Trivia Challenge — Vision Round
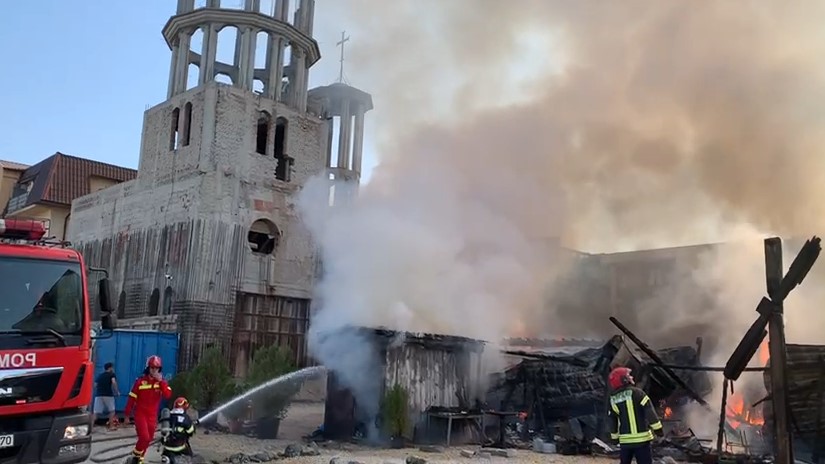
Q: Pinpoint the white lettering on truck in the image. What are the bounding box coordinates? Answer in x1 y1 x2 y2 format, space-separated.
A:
0 353 36 368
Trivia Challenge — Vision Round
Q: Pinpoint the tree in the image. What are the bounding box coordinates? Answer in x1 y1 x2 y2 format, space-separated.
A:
245 345 299 420
187 346 238 411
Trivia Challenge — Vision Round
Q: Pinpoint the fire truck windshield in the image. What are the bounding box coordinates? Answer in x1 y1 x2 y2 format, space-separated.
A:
0 257 84 341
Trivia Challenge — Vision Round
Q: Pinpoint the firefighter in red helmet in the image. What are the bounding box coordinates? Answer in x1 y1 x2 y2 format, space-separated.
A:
125 355 173 463
607 367 663 464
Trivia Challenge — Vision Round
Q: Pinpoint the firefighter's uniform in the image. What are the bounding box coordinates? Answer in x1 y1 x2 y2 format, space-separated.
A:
608 385 663 464
162 408 196 458
125 356 172 463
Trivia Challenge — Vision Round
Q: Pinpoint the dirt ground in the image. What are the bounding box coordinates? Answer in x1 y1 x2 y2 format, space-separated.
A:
190 402 614 464
88 400 617 464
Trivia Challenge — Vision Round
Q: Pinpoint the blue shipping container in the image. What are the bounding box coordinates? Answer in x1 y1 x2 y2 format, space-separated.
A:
91 329 179 413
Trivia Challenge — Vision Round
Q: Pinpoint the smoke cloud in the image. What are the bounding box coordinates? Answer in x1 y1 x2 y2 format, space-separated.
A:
297 0 825 432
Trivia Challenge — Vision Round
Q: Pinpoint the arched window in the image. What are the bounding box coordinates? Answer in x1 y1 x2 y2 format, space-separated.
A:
256 111 271 155
148 288 160 317
170 107 180 150
163 286 175 315
182 102 193 146
247 219 280 255
274 117 292 181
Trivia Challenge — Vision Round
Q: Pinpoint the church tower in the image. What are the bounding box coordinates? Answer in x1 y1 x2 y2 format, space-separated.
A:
69 0 370 374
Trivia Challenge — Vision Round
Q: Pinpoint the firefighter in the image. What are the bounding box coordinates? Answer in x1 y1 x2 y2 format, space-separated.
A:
161 396 197 463
607 367 664 464
125 355 173 464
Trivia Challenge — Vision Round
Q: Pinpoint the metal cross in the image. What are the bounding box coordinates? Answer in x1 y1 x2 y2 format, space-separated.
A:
336 31 350 83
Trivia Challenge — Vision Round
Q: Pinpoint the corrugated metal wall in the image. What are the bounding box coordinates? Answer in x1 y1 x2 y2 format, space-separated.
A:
382 337 485 428
91 329 180 413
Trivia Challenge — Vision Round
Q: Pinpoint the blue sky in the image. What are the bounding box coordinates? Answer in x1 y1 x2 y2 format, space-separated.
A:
0 1 376 181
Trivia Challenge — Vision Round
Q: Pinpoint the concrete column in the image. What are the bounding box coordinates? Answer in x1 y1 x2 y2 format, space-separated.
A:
304 0 315 36
337 99 351 169
352 106 365 175
173 31 192 94
206 0 220 7
325 110 334 167
177 0 195 13
237 27 257 89
289 49 306 109
167 44 180 99
244 0 260 11
274 0 290 21
266 36 285 100
200 24 218 85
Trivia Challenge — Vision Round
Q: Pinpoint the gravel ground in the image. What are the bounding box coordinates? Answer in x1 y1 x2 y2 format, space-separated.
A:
88 401 617 464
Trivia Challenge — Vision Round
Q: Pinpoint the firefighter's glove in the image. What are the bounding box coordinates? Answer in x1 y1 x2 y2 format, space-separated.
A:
654 428 665 437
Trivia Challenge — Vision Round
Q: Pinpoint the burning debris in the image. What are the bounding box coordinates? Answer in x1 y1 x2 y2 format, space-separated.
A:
488 333 712 454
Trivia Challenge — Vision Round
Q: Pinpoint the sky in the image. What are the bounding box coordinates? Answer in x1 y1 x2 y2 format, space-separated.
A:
0 1 377 181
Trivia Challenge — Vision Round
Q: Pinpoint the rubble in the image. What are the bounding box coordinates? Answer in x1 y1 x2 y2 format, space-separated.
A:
488 334 712 452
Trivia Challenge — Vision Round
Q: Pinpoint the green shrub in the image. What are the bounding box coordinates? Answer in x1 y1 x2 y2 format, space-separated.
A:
245 345 299 420
381 384 410 439
187 346 239 412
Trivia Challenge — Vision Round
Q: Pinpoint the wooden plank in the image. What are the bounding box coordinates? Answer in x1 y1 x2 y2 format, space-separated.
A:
765 237 793 464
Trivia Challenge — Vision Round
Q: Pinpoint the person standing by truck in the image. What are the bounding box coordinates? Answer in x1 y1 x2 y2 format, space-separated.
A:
92 362 120 430
125 355 173 464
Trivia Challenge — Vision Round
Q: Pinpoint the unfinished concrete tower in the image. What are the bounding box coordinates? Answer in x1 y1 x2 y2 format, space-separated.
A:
70 0 332 373
308 83 374 205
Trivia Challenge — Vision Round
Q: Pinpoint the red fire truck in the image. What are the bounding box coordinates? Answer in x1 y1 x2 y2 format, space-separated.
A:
0 219 116 464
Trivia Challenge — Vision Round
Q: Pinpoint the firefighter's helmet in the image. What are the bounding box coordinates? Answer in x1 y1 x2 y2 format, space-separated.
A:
146 355 163 369
173 396 190 410
608 367 633 390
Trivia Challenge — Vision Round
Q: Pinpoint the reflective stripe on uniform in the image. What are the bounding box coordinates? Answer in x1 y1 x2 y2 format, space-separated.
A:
611 389 655 444
129 392 138 398
164 444 187 452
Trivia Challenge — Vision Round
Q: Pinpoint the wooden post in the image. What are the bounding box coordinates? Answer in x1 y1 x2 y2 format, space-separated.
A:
765 237 793 464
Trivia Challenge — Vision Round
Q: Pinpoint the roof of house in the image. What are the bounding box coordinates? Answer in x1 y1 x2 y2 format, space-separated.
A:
0 160 30 171
12 152 137 208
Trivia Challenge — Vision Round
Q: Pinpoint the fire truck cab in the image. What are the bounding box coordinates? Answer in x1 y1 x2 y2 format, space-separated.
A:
0 219 116 464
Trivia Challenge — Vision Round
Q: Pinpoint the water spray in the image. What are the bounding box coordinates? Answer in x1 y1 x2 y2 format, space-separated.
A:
199 366 325 424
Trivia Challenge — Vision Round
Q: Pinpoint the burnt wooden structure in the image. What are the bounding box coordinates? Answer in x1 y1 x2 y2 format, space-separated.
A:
322 326 486 442
722 236 822 464
488 334 711 449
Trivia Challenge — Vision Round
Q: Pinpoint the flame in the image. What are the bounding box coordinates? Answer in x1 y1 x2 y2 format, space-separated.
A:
725 338 770 429
664 406 673 418
758 338 770 365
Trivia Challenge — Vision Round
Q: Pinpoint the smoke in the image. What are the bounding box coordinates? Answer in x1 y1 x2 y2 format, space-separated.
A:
297 0 825 434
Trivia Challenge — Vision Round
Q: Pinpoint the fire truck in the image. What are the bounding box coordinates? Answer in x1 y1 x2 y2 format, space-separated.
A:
0 219 116 464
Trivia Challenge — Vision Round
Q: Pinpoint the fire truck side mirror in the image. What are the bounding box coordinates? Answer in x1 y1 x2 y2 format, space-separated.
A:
98 278 116 330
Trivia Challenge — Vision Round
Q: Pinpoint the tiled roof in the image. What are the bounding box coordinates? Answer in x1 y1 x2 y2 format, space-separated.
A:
11 152 137 209
0 160 30 171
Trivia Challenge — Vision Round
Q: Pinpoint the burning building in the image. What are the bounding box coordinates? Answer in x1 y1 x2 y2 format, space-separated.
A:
488 335 712 453
321 326 486 443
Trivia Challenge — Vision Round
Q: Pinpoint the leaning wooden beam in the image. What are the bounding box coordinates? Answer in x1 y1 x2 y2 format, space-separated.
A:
609 316 710 408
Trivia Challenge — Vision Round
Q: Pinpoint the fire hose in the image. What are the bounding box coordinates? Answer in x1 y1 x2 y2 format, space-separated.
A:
88 408 177 463
87 435 162 464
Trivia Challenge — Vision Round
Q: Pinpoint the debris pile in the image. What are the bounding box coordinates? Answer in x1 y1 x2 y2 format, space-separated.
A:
487 335 712 454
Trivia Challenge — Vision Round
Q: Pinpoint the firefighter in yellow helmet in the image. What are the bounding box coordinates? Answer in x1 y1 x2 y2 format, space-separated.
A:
607 367 664 464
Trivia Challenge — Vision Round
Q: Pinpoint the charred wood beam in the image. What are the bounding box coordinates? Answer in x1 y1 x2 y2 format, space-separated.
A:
609 316 710 408
717 378 729 455
657 364 766 372
501 350 589 367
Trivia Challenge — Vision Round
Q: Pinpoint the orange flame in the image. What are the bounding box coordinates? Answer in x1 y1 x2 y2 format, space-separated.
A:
725 338 769 429
664 406 673 418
